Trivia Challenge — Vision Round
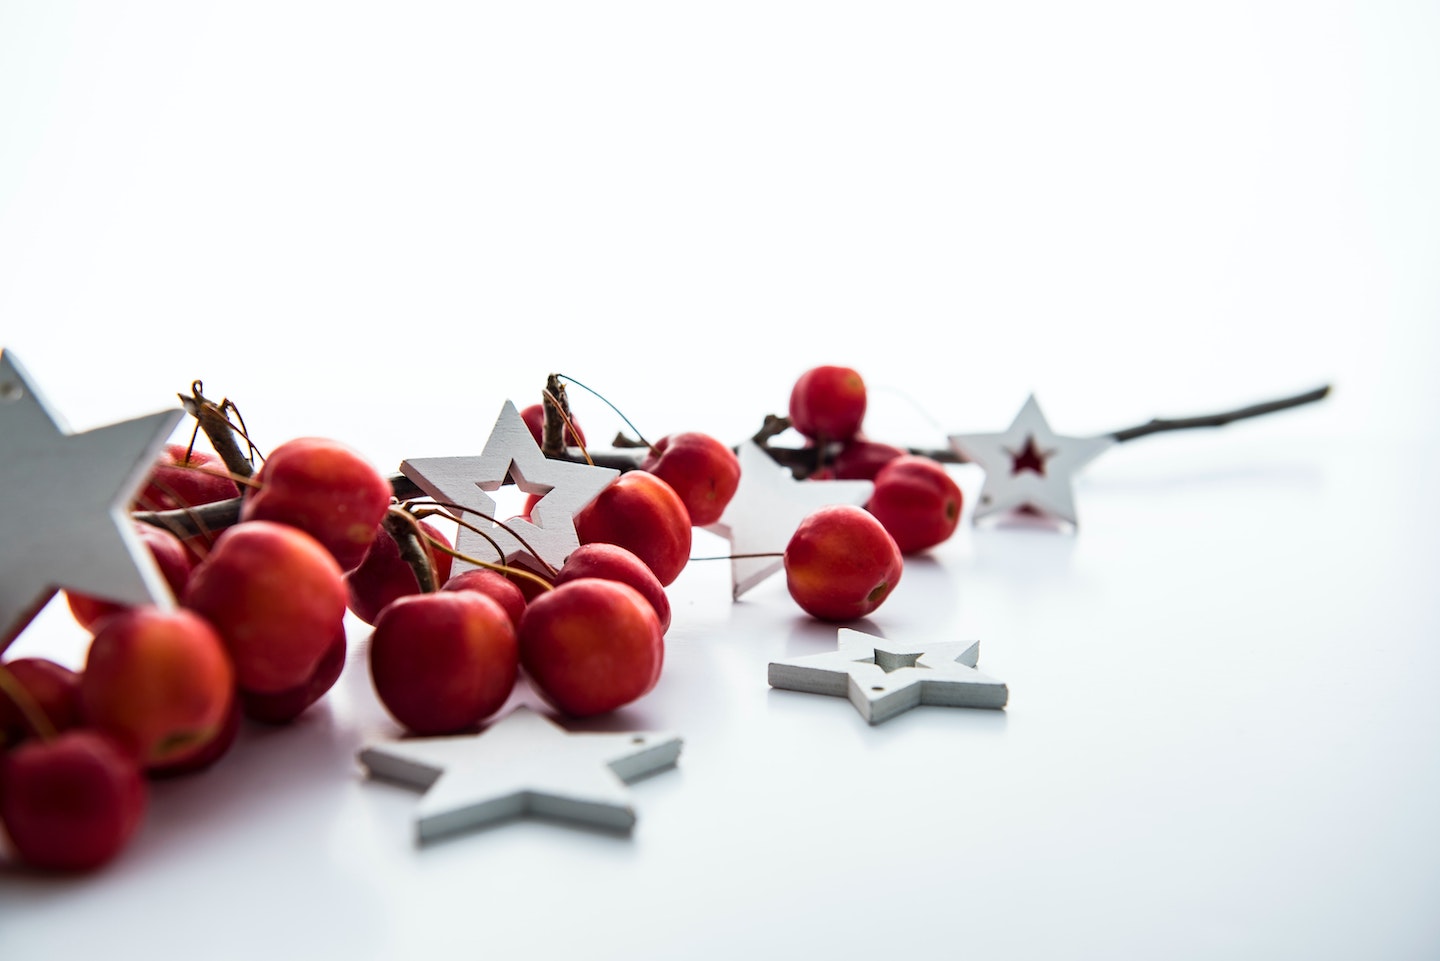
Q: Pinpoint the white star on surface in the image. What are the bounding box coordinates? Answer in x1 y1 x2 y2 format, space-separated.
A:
400 400 618 576
358 707 683 842
0 350 183 650
768 628 1008 724
948 394 1114 528
704 441 873 599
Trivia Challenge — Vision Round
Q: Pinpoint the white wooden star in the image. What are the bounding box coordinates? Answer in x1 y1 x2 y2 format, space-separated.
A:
948 395 1114 529
768 628 1008 724
400 401 618 575
358 706 682 842
704 441 873 599
0 351 183 649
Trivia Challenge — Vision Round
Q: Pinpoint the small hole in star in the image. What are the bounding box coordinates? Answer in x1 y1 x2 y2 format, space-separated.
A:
0 381 21 402
871 686 884 692
631 736 645 745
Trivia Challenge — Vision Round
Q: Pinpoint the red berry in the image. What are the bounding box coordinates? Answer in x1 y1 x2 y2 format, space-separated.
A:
866 455 963 554
370 592 518 735
345 520 454 625
641 432 741 527
0 658 81 745
240 437 391 571
554 543 672 633
784 505 903 621
134 443 240 512
832 437 905 481
518 579 664 717
80 608 235 769
789 366 867 442
573 470 692 587
0 730 146 871
441 569 528 630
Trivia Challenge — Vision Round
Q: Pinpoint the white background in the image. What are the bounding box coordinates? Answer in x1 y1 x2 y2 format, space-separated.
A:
1 2 1437 958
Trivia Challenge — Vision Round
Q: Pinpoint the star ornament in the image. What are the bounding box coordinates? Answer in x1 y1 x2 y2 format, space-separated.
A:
0 351 183 650
768 628 1008 724
358 707 683 842
948 394 1114 529
400 401 619 576
704 441 873 599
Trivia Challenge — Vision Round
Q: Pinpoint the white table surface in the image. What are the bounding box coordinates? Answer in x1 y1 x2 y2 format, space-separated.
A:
1 3 1437 959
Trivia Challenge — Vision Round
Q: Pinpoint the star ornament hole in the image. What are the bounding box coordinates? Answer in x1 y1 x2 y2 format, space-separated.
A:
0 380 23 402
1005 435 1053 476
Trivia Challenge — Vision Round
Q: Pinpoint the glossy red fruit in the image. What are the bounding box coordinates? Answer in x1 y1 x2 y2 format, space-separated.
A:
0 730 146 871
832 437 905 481
80 608 235 769
641 432 741 527
183 520 348 696
867 455 963 554
237 624 346 724
345 521 454 625
554 543 671 633
789 366 867 442
784 505 903 621
520 403 586 448
518 579 664 717
67 522 195 631
441 569 527 630
370 592 518 735
0 658 81 745
148 694 241 777
574 470 691 586
134 443 240 512
239 437 391 571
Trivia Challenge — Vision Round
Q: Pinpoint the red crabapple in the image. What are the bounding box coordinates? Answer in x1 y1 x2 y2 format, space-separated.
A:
440 569 528 629
183 520 348 697
80 608 235 770
133 443 240 512
0 658 81 746
520 403 587 448
789 366 867 443
641 432 741 526
345 520 454 625
239 437 391 571
784 505 903 621
832 437 905 481
518 579 664 717
237 624 346 724
866 455 963 554
574 470 692 586
0 730 146 871
554 543 671 633
370 592 518 735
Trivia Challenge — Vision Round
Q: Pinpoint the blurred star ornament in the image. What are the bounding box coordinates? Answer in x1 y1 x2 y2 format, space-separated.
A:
705 441 872 598
0 350 183 650
768 628 1008 724
358 706 682 842
400 401 618 576
948 386 1332 530
948 395 1112 529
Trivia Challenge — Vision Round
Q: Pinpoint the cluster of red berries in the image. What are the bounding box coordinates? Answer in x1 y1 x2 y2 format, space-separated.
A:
0 364 966 873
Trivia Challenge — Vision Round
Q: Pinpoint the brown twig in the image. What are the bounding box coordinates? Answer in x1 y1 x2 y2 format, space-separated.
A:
179 381 261 479
1110 385 1331 443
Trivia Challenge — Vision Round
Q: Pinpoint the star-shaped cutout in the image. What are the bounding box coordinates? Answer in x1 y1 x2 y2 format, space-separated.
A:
400 401 619 575
768 628 1008 724
704 441 873 599
0 351 183 650
948 395 1113 528
358 706 683 842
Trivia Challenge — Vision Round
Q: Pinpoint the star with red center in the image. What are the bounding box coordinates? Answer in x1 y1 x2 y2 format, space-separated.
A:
948 395 1113 529
1005 434 1053 476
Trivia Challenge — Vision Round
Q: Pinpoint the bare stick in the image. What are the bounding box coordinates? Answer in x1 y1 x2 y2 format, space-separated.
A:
1110 385 1331 443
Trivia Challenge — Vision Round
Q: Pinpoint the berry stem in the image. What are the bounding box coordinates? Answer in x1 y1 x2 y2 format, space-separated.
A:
421 538 555 595
384 509 438 594
404 499 560 577
688 552 784 561
553 372 657 455
179 381 263 480
1110 385 1332 442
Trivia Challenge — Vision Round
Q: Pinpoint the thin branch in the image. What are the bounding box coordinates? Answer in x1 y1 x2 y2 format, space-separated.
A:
1110 385 1331 443
179 381 260 480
